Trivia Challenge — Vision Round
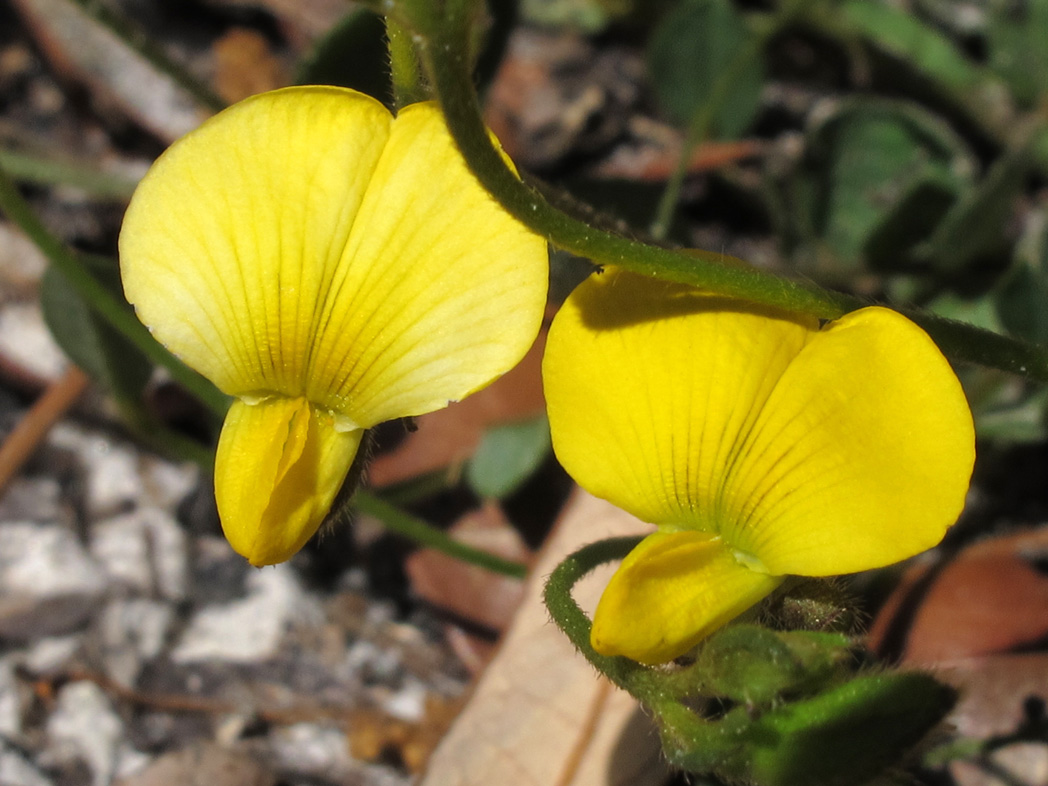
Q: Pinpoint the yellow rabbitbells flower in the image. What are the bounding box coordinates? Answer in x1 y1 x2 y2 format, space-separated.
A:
119 86 548 566
543 269 975 665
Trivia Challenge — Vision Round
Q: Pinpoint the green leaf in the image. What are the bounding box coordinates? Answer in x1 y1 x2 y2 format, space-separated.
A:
745 671 955 786
0 148 138 201
839 0 987 97
466 414 551 499
998 264 1048 345
975 387 1048 443
693 625 852 707
294 9 392 106
663 670 956 786
795 99 972 273
987 0 1048 108
928 292 1004 334
996 206 1048 344
817 0 1015 144
40 261 152 405
648 0 764 139
918 146 1030 274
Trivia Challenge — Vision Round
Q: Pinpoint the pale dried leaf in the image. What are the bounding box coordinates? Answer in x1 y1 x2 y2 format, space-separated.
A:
936 654 1048 786
420 490 670 786
11 0 207 142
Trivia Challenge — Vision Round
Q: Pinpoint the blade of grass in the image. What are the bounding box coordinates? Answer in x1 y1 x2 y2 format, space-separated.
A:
0 148 140 200
354 491 528 579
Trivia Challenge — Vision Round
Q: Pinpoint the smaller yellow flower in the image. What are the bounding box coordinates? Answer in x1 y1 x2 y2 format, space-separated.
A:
543 269 974 664
120 87 548 566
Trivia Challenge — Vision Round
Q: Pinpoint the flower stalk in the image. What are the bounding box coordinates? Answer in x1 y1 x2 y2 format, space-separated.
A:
390 0 1048 382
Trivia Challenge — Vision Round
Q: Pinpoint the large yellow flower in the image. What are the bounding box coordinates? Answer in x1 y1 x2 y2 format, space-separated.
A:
543 269 974 664
120 86 548 566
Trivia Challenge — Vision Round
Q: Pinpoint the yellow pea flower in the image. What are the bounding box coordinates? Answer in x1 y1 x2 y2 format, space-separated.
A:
120 87 548 567
543 269 974 664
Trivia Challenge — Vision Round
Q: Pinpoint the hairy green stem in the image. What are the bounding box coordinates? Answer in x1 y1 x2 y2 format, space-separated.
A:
408 0 1048 382
542 537 646 688
421 6 847 317
0 148 139 201
386 16 428 109
543 536 712 709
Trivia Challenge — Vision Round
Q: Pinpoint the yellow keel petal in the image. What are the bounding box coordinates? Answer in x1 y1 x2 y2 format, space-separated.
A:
215 397 363 566
591 531 783 664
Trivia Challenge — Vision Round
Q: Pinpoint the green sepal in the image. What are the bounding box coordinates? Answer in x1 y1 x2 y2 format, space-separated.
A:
661 670 955 786
689 625 853 708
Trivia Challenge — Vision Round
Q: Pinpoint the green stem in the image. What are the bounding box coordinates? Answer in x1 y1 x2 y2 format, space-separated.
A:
0 165 230 413
421 3 847 318
386 16 428 110
0 148 139 201
353 491 528 578
410 0 1048 382
543 536 716 710
542 537 648 689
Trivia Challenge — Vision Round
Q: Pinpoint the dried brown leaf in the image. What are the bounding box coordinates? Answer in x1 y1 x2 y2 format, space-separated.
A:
405 503 532 631
213 29 287 104
869 528 1048 663
935 654 1048 786
368 328 547 487
406 503 534 673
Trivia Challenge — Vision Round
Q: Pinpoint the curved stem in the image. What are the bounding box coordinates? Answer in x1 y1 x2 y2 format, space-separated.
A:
412 0 1048 382
423 20 847 317
542 537 648 689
